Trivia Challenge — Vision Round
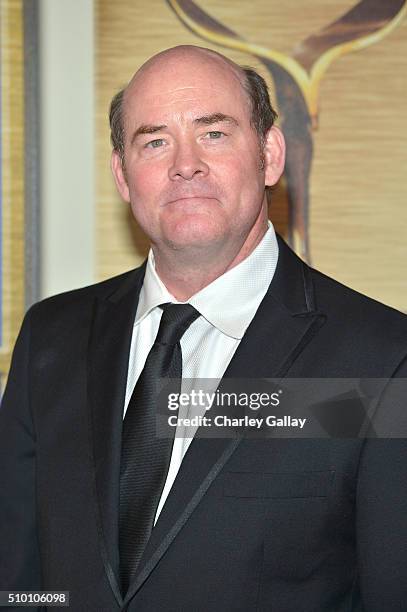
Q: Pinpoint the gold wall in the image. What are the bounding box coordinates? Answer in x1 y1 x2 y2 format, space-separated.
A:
95 0 407 311
0 0 25 385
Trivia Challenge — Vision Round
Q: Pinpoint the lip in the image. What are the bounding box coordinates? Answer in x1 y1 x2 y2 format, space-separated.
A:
164 196 216 206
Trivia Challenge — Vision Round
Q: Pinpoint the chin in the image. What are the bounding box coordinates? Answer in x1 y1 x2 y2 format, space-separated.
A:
162 215 226 251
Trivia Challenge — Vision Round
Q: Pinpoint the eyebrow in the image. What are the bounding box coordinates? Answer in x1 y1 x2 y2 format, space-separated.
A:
131 124 167 146
130 113 239 146
193 113 239 127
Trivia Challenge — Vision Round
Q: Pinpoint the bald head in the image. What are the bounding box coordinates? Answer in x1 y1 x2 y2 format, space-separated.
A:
129 45 245 88
109 45 277 160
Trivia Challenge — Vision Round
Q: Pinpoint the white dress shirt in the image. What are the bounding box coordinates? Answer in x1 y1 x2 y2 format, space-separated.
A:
124 222 279 522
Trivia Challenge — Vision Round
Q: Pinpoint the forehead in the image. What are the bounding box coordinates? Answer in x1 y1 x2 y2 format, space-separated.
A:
123 53 251 127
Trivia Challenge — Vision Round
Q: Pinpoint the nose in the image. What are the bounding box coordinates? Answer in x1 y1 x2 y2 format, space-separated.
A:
168 140 209 181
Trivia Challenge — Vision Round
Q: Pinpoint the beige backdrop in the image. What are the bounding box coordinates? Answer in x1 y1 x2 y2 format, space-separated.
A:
95 0 407 311
0 0 25 385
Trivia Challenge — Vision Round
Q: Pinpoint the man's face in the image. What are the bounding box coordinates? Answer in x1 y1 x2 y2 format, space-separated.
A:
112 49 284 258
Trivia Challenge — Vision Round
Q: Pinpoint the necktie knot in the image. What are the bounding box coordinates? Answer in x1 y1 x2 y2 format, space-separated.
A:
156 303 200 345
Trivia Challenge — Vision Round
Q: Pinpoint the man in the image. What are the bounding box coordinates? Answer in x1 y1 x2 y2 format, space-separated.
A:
1 45 407 611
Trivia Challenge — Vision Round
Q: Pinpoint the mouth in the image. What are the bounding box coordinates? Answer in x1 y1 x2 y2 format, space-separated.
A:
165 196 216 206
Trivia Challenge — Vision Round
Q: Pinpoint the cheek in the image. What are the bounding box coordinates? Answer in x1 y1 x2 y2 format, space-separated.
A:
218 156 263 200
127 165 165 209
127 166 157 199
126 173 159 233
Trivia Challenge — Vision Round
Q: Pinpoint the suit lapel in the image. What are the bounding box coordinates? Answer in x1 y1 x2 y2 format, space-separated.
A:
222 239 326 381
125 237 327 602
87 265 146 606
124 435 242 603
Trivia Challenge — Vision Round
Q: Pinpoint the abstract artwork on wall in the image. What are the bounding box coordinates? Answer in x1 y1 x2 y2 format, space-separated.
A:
95 0 407 312
167 0 407 263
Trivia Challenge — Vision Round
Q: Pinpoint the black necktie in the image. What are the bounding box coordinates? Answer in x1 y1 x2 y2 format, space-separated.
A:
119 303 200 594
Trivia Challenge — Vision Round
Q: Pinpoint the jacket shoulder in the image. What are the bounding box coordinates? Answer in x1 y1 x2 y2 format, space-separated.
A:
310 266 407 361
312 266 406 323
27 266 145 322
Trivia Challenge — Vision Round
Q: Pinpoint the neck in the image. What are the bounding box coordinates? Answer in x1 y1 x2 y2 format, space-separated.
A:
152 216 269 301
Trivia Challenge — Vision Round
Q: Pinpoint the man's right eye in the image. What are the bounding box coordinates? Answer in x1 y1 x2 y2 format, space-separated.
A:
145 138 165 148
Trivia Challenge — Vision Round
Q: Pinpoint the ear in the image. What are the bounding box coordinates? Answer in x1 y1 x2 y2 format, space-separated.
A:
263 126 286 187
111 150 130 202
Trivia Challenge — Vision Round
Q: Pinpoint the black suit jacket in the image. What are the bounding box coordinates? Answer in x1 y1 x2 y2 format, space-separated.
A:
1 236 407 611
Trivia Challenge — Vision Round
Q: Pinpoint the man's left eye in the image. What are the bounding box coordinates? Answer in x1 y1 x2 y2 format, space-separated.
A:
207 131 224 139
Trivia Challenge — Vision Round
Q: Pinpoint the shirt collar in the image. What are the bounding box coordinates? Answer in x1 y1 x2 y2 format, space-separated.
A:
135 221 279 339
